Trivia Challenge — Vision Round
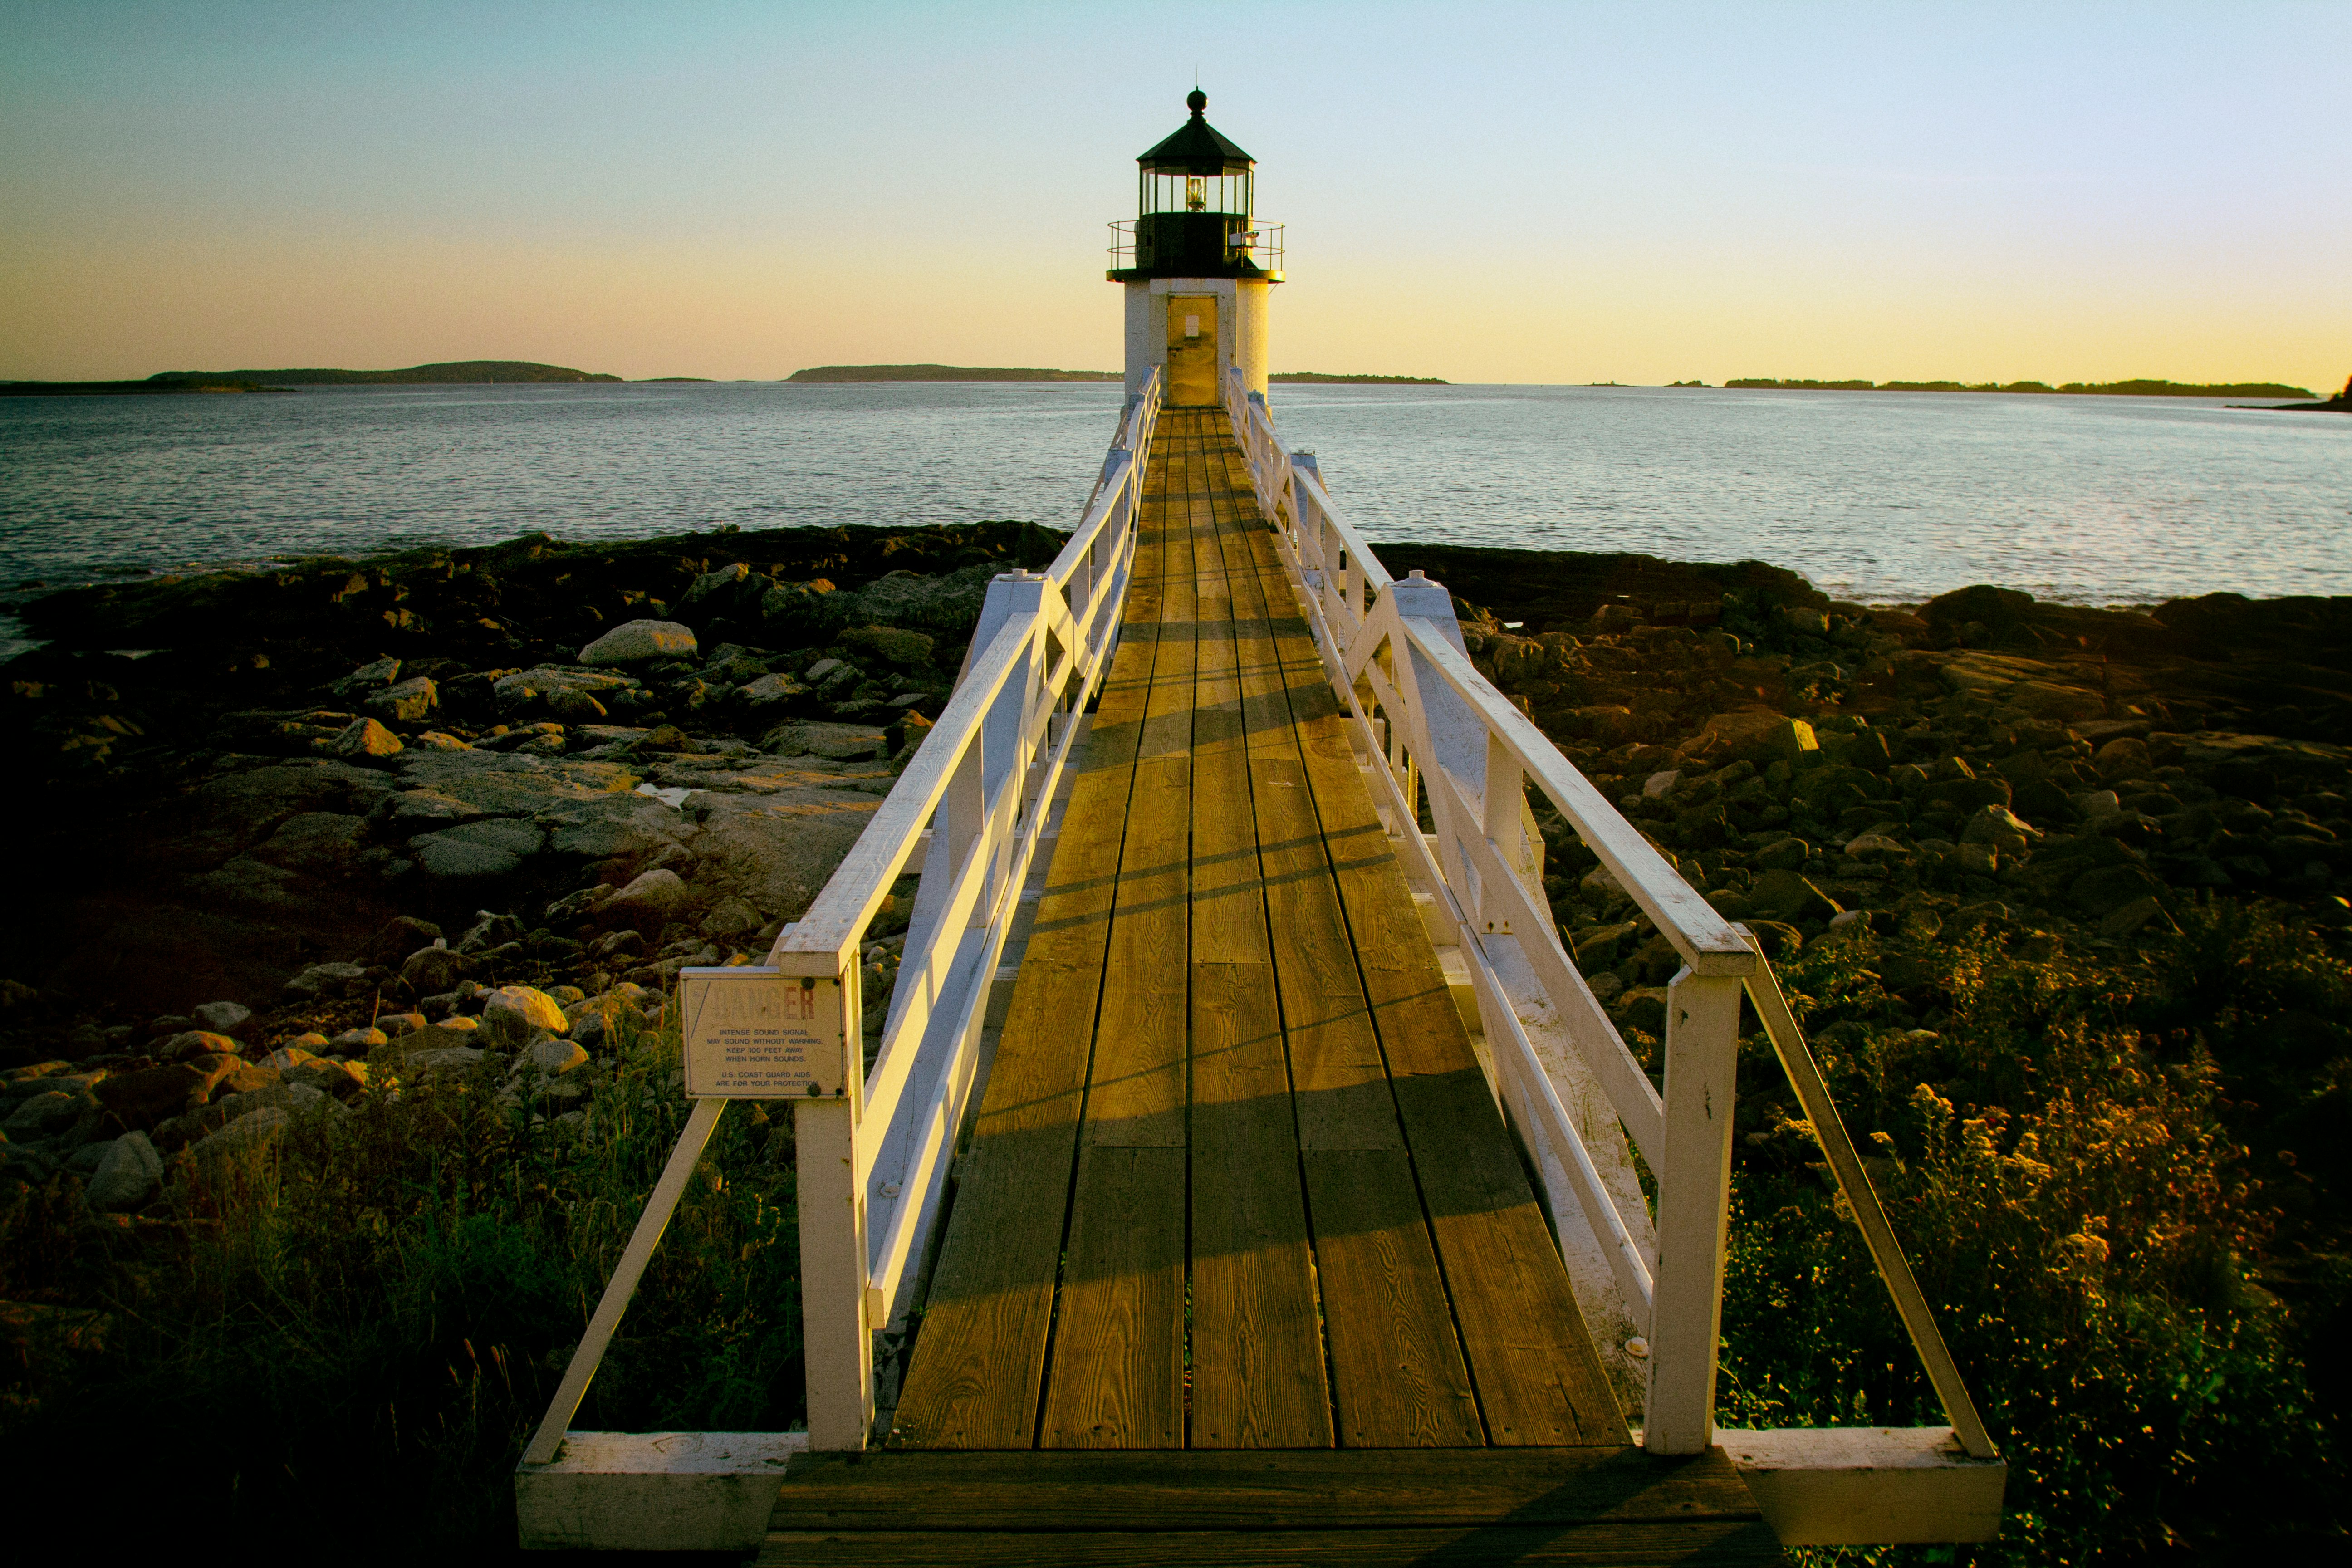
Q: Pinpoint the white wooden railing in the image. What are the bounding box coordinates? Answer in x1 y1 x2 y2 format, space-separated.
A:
769 372 1164 1448
519 372 1162 1465
1220 369 1997 1463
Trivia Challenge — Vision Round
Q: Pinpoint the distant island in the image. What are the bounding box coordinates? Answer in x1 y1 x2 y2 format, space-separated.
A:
789 364 1118 383
0 377 284 397
2245 374 2351 412
147 360 622 386
1270 372 1448 385
1723 377 2315 398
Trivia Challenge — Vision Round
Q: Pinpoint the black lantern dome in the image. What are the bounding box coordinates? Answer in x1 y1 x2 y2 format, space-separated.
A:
1108 91 1280 281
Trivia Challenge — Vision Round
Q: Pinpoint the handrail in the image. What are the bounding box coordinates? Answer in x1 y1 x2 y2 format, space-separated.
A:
1220 366 1995 1460
773 368 1162 1448
516 370 1162 1465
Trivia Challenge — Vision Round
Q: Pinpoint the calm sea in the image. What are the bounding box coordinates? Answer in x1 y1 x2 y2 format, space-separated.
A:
2 381 2345 654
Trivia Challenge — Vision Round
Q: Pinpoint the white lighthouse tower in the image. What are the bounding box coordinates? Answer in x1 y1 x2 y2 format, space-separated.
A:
1108 90 1282 407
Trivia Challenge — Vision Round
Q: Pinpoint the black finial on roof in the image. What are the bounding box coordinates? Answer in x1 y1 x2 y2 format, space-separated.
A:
1186 88 1207 116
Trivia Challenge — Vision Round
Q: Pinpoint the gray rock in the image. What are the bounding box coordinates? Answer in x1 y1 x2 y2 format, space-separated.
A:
161 1029 243 1062
88 1132 163 1211
4 1087 87 1141
405 1046 485 1075
602 867 691 922
517 1037 590 1078
329 657 402 700
409 818 545 879
579 620 698 666
284 962 369 1000
333 717 404 760
481 985 569 1045
367 676 439 723
330 1026 389 1052
190 1107 291 1161
493 666 635 716
402 945 469 994
737 671 808 711
191 1000 255 1037
759 720 888 760
681 563 751 607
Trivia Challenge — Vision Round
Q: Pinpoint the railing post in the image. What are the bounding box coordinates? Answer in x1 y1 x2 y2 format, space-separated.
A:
1480 731 1526 933
1644 967 1744 1453
791 952 872 1450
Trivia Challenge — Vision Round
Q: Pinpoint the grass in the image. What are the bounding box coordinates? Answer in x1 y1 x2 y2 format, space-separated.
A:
1720 902 2350 1563
0 1007 802 1551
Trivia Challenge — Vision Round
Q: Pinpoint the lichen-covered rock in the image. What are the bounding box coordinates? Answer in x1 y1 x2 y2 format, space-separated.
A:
579 620 697 666
332 716 404 760
480 985 569 1045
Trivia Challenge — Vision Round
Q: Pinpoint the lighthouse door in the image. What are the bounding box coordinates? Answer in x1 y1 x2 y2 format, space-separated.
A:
1165 295 1219 406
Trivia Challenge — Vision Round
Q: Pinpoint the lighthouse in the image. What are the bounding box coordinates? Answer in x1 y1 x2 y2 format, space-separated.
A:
1109 89 1282 407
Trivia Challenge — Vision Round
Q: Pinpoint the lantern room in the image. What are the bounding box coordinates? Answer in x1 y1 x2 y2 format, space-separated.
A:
1110 90 1281 407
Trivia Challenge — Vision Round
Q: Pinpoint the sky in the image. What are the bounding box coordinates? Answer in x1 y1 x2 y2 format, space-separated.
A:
3 1 2347 389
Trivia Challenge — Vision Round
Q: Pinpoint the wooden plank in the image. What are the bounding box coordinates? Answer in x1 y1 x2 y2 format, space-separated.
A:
1301 1149 1483 1446
1039 1145 1187 1448
1212 437 1631 1449
1190 960 1330 1449
1186 487 1332 1448
1037 415 1197 1449
1082 421 1196 1147
772 1445 1764 1531
1205 452 1481 1447
761 1524 1781 1566
888 479 1171 1451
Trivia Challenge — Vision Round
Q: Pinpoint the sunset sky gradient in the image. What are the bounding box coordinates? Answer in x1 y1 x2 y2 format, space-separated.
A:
4 1 2346 387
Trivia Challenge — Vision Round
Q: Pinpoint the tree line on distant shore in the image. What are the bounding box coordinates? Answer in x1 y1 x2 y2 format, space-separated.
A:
1715 377 2316 397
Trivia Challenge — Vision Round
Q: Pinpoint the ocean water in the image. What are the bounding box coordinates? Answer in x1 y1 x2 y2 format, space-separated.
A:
1 381 2345 654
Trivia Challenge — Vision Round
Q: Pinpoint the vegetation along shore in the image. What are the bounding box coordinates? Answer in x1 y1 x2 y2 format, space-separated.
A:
1717 377 2317 397
1 524 2345 1555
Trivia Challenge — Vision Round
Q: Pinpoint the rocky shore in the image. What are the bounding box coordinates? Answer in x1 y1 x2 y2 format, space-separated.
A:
1383 548 2352 1034
2 524 2347 1197
0 520 1065 1193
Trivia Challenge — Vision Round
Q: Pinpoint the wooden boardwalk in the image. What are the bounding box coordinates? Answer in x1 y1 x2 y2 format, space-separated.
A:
889 408 1624 1454
754 410 1774 1560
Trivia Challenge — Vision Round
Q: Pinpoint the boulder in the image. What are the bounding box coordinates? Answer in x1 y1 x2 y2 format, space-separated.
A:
283 962 369 1001
516 1037 590 1078
481 985 569 1045
4 1089 83 1138
402 945 468 995
737 672 809 712
1749 869 1842 923
366 676 439 723
760 720 889 760
579 620 697 666
332 717 404 760
191 1000 256 1038
601 868 691 925
842 624 937 670
408 818 544 879
329 657 402 700
189 1107 290 1162
1685 712 1819 768
161 1030 244 1062
95 1064 209 1131
88 1132 163 1211
681 562 752 608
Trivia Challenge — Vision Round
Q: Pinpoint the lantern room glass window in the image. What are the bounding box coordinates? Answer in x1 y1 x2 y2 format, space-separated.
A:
1140 167 1251 219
